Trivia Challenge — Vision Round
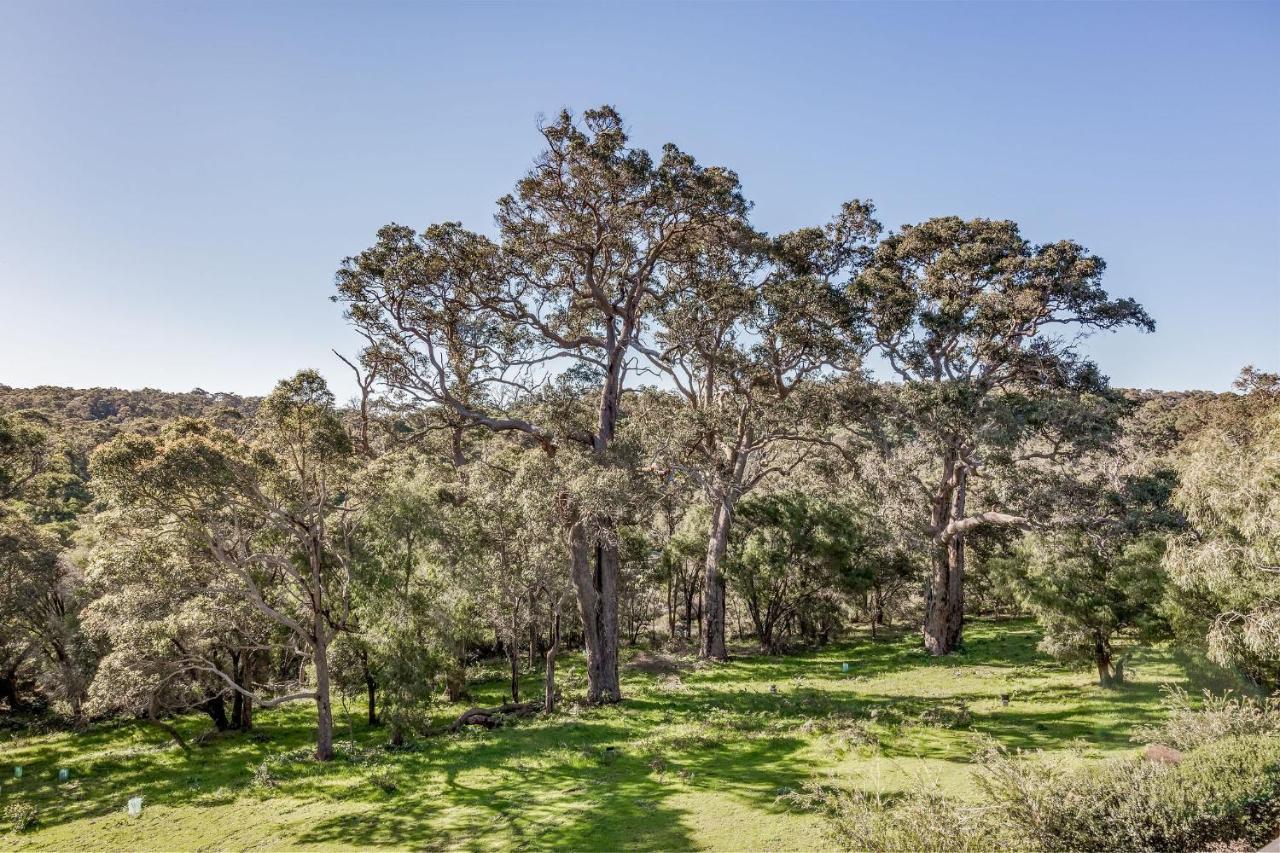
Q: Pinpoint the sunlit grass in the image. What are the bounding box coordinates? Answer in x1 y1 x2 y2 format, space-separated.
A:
0 619 1209 851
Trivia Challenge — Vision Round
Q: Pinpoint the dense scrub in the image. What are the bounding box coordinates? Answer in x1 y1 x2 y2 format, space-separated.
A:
786 687 1280 852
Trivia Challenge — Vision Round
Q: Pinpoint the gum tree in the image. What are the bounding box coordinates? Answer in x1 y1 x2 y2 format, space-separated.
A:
335 107 748 702
639 201 878 659
91 371 358 759
853 217 1153 654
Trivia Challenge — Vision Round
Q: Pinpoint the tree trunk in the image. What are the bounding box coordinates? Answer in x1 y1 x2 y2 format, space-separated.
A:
238 692 253 730
0 670 22 710
544 609 561 714
568 519 621 704
366 675 378 726
203 694 230 731
313 630 335 761
700 496 732 661
924 463 966 656
509 640 520 703
1095 635 1114 687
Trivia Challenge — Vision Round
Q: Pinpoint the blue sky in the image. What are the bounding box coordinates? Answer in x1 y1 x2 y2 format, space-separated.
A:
1 1 1276 400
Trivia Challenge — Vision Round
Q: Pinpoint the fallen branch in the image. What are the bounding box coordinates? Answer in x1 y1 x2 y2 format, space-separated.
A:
449 701 540 732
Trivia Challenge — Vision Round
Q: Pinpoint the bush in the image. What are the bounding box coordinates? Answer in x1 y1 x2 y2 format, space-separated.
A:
781 777 1019 852
3 799 38 833
1133 686 1280 751
367 767 398 794
980 736 1280 851
789 733 1280 851
249 760 277 789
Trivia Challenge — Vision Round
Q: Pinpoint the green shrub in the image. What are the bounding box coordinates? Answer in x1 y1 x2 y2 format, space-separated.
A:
1133 686 1280 751
781 777 1020 852
3 799 38 833
980 736 1280 851
367 767 398 794
249 760 277 789
791 736 1280 852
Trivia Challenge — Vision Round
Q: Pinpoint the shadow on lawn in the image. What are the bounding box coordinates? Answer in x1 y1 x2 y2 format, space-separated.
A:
7 618 1191 846
287 714 813 851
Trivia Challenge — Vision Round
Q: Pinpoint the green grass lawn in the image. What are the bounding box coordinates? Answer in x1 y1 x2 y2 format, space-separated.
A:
0 619 1206 851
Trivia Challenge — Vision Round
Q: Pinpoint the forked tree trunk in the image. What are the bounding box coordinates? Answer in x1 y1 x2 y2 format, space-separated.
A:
1095 635 1115 687
568 519 621 704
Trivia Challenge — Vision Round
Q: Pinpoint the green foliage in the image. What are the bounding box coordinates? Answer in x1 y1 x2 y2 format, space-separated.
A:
782 775 1014 852
1133 685 1280 751
3 798 39 834
980 736 1280 852
728 493 872 651
1163 371 1280 689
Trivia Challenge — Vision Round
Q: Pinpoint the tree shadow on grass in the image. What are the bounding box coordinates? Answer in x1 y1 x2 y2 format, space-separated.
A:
286 713 814 851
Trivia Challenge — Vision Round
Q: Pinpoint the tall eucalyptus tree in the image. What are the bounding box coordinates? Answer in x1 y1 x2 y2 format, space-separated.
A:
639 201 879 659
335 107 749 702
852 217 1153 654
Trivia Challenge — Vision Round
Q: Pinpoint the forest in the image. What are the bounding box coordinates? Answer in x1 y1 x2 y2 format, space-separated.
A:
2 108 1278 851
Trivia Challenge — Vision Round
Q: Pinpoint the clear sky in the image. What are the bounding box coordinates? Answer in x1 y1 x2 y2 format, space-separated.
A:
1 1 1276 401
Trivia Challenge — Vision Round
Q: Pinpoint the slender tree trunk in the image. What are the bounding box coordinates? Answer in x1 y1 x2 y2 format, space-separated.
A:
313 630 335 761
544 609 561 714
230 655 244 730
700 495 733 661
366 676 378 726
509 637 520 703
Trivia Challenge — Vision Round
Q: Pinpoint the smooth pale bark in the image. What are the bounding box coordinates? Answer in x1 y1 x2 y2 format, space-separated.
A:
700 496 733 661
312 628 334 761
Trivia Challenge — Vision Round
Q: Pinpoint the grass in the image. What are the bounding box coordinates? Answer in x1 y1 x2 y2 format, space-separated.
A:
0 618 1211 851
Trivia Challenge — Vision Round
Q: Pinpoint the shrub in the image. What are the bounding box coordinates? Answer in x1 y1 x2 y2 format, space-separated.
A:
980 736 1280 851
1133 686 1280 751
780 777 1018 852
3 799 38 833
249 760 277 789
789 733 1280 852
367 767 398 794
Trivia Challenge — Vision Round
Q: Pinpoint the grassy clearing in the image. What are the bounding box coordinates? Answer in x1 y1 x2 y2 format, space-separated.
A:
0 619 1206 851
